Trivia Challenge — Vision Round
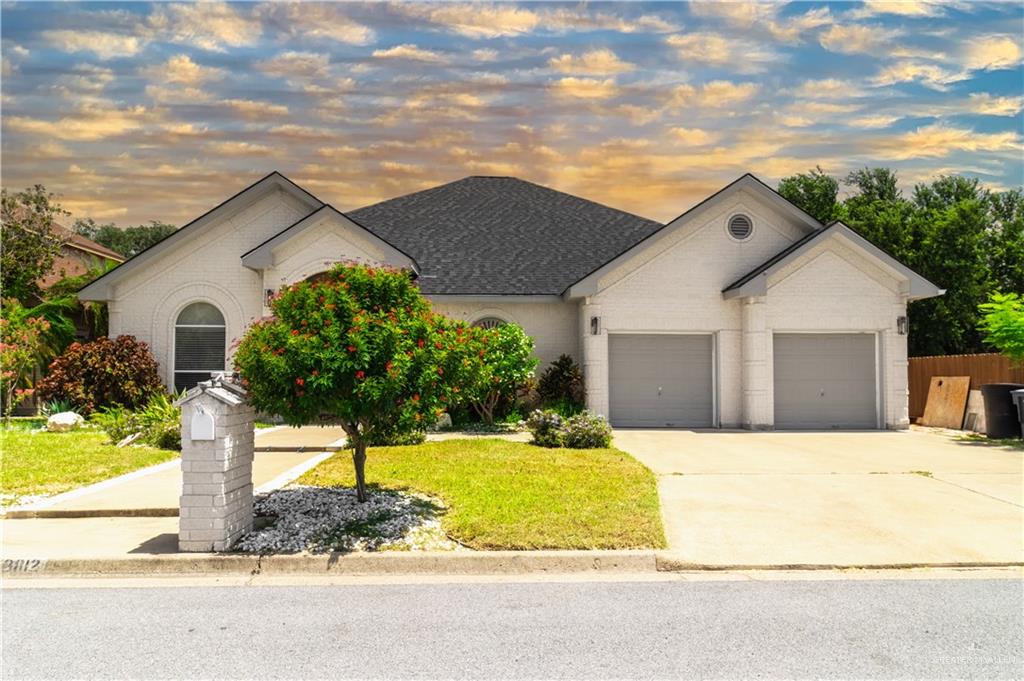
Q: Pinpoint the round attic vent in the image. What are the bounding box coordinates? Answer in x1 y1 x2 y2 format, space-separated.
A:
728 214 753 240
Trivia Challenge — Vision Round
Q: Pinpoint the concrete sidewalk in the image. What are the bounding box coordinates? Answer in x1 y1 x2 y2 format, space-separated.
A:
6 425 347 517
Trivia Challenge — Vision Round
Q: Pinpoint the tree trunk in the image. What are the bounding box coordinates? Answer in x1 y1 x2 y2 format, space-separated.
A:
352 439 368 503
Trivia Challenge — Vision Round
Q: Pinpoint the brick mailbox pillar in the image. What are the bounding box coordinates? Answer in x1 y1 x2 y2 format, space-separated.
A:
175 374 255 552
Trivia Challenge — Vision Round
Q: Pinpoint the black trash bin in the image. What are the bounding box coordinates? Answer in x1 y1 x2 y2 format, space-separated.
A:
1012 389 1024 439
980 383 1024 439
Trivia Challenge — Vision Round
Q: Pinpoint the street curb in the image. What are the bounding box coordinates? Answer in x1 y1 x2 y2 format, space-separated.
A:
654 553 1024 572
4 550 658 578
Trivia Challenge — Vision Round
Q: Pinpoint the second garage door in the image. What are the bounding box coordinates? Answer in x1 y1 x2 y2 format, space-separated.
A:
773 333 878 429
609 334 714 428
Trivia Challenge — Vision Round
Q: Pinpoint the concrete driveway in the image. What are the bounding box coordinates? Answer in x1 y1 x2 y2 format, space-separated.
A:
614 428 1024 567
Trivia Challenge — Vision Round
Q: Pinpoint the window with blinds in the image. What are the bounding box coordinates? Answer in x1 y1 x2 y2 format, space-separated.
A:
174 302 226 392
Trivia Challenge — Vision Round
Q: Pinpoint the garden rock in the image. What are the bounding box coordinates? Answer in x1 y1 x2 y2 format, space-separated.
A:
46 411 84 432
237 486 459 554
434 412 453 429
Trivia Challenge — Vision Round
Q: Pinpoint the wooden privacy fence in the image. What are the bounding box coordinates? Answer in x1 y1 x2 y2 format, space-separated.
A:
909 353 1024 420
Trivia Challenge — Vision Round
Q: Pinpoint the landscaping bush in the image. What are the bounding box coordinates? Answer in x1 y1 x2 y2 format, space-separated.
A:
90 393 181 450
90 406 140 443
563 411 613 449
136 392 181 450
525 409 565 448
35 335 163 415
544 396 584 418
537 354 585 410
525 409 612 449
464 323 538 424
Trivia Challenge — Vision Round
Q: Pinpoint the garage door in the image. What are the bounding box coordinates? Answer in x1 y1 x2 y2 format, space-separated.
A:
773 333 877 429
609 334 713 428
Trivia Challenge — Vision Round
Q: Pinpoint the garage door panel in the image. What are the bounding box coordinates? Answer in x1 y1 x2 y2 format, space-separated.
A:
609 334 713 428
773 333 877 430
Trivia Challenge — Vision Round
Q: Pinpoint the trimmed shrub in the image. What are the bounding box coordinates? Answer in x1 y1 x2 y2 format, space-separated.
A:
563 411 613 449
35 335 163 415
525 409 565 448
525 408 612 449
538 354 585 409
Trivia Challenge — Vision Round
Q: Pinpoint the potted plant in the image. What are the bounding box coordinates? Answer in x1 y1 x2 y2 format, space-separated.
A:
977 292 1024 439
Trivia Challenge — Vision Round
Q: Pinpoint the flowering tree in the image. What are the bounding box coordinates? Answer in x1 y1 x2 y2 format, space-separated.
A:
0 308 50 417
464 323 537 423
233 264 483 502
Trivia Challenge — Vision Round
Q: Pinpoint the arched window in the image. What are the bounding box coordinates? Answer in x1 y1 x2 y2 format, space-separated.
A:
473 316 506 330
174 302 226 392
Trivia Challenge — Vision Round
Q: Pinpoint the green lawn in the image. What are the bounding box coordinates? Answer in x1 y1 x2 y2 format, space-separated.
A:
0 429 178 503
299 438 665 550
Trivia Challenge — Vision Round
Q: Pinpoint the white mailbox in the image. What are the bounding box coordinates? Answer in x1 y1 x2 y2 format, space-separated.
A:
190 405 215 441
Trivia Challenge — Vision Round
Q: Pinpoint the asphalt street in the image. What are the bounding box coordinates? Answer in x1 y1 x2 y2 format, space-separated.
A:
3 576 1022 679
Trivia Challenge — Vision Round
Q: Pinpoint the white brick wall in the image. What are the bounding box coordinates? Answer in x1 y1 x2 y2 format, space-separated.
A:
587 190 806 427
583 190 912 429
430 300 580 372
764 235 909 429
109 189 311 388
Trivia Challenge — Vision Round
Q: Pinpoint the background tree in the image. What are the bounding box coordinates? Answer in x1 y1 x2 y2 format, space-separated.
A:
776 166 839 224
1 185 68 302
987 189 1024 296
778 167 1022 357
233 264 486 502
73 219 176 258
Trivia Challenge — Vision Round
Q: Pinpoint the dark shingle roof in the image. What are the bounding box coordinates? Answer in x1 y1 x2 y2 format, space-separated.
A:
347 177 663 295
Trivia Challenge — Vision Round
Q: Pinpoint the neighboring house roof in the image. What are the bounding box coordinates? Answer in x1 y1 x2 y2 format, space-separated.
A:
52 224 125 262
347 176 663 295
722 221 944 300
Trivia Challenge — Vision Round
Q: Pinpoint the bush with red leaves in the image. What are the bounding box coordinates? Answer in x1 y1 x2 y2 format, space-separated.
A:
35 335 164 415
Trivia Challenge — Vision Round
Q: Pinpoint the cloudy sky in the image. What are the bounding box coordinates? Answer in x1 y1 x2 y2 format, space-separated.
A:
2 1 1022 227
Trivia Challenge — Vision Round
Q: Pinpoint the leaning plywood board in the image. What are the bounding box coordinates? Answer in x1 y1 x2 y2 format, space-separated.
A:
920 376 971 429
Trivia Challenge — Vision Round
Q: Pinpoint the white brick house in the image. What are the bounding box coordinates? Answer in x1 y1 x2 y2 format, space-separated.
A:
79 172 941 430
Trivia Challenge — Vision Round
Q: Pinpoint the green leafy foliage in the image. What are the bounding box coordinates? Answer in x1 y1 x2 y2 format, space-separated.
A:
73 219 177 258
525 408 612 449
537 354 585 410
90 405 140 443
1 185 68 303
35 335 163 415
525 409 565 447
778 167 1023 356
90 392 182 450
777 165 839 224
562 411 613 449
233 263 489 501
462 323 538 424
136 392 182 449
979 292 1024 365
0 307 50 416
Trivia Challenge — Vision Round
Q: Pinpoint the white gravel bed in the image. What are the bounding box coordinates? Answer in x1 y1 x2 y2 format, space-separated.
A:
236 486 461 554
